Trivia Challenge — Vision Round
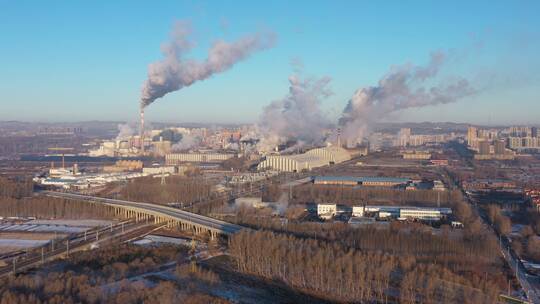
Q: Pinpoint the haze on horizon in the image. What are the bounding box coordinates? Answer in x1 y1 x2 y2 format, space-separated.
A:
0 1 539 125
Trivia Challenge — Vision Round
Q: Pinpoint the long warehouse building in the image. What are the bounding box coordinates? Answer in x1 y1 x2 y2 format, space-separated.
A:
166 153 236 164
258 146 351 172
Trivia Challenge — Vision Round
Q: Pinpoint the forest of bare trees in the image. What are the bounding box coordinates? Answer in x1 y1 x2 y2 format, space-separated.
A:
0 197 116 219
118 176 215 206
230 230 501 303
0 177 33 199
0 244 229 304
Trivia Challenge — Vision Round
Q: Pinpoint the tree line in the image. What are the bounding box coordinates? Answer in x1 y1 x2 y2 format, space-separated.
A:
0 176 33 199
0 197 116 219
230 230 501 303
119 176 213 206
291 184 460 207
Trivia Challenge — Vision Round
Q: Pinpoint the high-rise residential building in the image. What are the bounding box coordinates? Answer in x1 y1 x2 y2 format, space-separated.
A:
532 127 538 138
478 140 491 155
509 137 522 149
494 140 506 155
398 128 411 146
467 126 477 144
509 126 531 137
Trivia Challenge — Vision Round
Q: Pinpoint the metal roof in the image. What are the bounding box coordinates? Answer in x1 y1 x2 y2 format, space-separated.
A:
314 176 411 183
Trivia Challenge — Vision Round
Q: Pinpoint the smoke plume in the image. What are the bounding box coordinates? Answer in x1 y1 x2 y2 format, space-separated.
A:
340 51 475 146
141 20 275 108
171 133 201 151
115 123 135 140
256 74 333 152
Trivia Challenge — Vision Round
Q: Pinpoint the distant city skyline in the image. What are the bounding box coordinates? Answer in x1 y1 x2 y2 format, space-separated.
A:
1 1 539 124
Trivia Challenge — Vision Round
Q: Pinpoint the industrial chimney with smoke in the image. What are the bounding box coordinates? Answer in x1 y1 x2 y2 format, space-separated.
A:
138 21 274 130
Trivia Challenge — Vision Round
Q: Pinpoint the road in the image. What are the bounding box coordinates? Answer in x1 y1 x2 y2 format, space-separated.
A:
456 188 539 303
40 191 245 235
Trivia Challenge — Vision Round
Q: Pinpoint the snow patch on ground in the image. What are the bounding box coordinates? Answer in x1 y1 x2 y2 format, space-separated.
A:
29 219 114 227
0 239 49 248
132 235 192 246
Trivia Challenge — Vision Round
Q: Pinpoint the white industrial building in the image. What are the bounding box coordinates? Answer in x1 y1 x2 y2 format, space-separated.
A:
166 153 236 164
142 166 177 175
305 146 351 164
399 208 441 220
351 205 451 221
258 146 351 172
317 204 337 219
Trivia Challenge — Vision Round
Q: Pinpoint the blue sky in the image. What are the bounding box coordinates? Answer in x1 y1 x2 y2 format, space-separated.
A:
0 0 539 124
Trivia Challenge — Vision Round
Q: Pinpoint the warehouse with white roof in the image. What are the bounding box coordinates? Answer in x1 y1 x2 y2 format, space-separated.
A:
257 146 351 172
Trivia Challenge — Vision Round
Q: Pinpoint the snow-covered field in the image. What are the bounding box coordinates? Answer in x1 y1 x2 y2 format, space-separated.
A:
0 238 51 254
0 219 114 234
0 219 114 254
29 219 113 227
0 224 87 233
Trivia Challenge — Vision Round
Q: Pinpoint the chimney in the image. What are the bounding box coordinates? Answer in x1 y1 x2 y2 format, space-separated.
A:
140 107 145 154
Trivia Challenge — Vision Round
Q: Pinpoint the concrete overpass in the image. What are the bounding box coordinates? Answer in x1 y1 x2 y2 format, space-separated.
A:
40 191 245 239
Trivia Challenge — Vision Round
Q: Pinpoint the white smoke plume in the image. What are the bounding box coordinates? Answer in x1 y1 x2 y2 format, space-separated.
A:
115 123 135 140
256 74 333 153
171 133 201 151
340 51 475 146
141 20 275 108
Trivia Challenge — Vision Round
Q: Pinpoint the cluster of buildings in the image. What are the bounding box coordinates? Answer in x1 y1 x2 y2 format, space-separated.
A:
462 179 517 192
227 171 279 184
37 126 84 135
467 126 516 160
366 128 457 152
507 127 540 152
34 159 189 190
401 150 449 166
467 126 540 159
316 203 453 222
257 146 352 172
34 165 149 190
396 128 456 147
88 126 249 158
88 137 145 157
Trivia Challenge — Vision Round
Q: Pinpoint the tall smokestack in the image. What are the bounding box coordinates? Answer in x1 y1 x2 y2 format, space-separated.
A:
140 107 145 154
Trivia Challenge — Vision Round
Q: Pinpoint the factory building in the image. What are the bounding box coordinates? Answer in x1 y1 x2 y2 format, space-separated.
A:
313 176 411 188
258 154 328 172
305 146 351 164
351 205 451 221
166 152 236 164
402 151 431 160
317 204 337 219
399 208 441 220
103 160 143 173
142 166 177 175
257 146 351 172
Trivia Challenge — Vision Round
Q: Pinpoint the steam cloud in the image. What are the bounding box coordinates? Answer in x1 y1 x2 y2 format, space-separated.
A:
339 51 475 146
115 123 135 140
171 133 201 151
256 74 333 152
141 20 275 108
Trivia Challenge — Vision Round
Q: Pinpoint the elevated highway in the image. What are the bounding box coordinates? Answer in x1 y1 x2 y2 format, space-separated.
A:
39 191 245 238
